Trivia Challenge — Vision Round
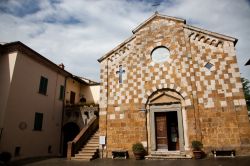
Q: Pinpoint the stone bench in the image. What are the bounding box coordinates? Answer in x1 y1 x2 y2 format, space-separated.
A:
211 149 235 157
112 150 128 159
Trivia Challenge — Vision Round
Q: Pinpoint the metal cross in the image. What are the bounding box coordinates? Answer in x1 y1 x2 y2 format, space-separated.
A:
116 65 125 84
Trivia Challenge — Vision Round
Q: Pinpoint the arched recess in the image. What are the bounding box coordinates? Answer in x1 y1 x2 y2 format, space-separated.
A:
62 122 80 157
145 88 189 152
142 84 191 106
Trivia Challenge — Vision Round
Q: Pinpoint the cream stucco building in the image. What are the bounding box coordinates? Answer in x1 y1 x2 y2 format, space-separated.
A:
0 41 100 160
65 76 100 105
0 41 70 159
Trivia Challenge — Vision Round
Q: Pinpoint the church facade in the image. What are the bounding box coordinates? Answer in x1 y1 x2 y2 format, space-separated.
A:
98 13 250 157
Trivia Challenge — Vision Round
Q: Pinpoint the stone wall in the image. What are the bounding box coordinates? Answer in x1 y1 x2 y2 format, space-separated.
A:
185 27 250 154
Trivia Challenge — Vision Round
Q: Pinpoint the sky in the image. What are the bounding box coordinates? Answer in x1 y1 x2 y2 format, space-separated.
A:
0 0 249 82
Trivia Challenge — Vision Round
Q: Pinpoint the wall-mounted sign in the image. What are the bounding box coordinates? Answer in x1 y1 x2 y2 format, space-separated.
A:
99 136 106 145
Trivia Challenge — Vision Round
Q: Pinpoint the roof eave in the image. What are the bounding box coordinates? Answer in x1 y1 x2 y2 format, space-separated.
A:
184 25 238 46
3 41 72 77
97 35 135 63
132 12 186 34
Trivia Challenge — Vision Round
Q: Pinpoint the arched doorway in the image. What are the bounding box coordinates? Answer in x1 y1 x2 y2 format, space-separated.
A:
62 122 80 157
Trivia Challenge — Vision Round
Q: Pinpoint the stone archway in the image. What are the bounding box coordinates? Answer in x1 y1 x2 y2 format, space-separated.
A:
62 122 80 157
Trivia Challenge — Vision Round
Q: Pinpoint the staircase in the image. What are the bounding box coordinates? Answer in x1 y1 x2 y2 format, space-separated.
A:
71 130 99 161
145 151 192 160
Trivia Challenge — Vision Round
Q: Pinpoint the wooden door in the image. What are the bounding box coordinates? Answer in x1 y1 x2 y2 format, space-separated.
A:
167 112 179 151
70 91 75 104
155 112 168 149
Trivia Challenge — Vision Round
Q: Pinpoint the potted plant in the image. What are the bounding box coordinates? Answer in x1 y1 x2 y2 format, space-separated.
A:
0 151 12 165
191 140 203 159
132 142 146 160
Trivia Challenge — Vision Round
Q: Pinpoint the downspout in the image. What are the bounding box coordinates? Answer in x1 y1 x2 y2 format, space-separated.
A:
106 58 109 158
53 72 59 120
0 128 3 143
59 76 68 156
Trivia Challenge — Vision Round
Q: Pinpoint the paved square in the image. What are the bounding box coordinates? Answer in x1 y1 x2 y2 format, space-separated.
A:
10 157 250 166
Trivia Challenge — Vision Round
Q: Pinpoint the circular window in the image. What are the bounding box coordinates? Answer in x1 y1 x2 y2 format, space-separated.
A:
151 47 170 63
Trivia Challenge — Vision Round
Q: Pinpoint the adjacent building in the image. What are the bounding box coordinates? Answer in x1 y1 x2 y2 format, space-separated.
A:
65 76 100 105
62 75 100 156
0 41 100 160
0 41 71 159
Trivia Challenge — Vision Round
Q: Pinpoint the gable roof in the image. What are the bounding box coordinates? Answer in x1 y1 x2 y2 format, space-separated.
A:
98 12 238 63
1 41 72 77
97 35 135 62
132 12 186 34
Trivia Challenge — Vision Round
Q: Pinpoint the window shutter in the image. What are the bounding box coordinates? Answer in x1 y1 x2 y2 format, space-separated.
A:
34 112 43 130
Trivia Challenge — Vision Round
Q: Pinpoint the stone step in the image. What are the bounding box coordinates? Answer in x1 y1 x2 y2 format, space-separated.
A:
145 155 192 160
89 137 98 139
88 140 99 143
83 147 98 150
79 149 97 153
84 146 99 150
151 151 186 156
90 137 98 139
90 135 99 139
71 156 91 161
71 130 99 161
84 144 99 148
82 147 98 151
87 143 99 146
146 151 192 160
75 153 94 157
87 141 99 144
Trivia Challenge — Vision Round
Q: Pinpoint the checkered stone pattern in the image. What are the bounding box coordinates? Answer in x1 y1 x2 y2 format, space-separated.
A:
101 18 193 109
99 15 250 157
99 61 108 109
184 28 246 110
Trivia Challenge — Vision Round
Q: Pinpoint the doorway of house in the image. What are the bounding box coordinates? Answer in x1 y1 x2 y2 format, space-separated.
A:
62 122 80 157
70 91 76 104
155 111 179 151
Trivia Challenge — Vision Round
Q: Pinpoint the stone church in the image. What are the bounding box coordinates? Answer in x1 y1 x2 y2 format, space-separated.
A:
98 13 250 158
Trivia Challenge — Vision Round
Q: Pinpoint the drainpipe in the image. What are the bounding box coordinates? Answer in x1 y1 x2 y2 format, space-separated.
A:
105 58 109 158
0 128 3 143
59 76 68 156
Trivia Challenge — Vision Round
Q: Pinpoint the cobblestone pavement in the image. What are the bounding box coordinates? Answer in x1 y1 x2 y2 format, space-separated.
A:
9 157 250 166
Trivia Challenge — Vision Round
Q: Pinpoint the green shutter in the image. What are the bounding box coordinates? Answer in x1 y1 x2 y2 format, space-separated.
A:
59 85 64 100
39 77 44 94
44 78 48 94
34 112 43 130
39 76 48 95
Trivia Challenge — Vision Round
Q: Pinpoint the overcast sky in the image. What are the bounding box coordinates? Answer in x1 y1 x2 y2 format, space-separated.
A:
0 0 249 81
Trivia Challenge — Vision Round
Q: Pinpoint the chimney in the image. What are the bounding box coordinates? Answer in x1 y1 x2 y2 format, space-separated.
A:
58 63 65 70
